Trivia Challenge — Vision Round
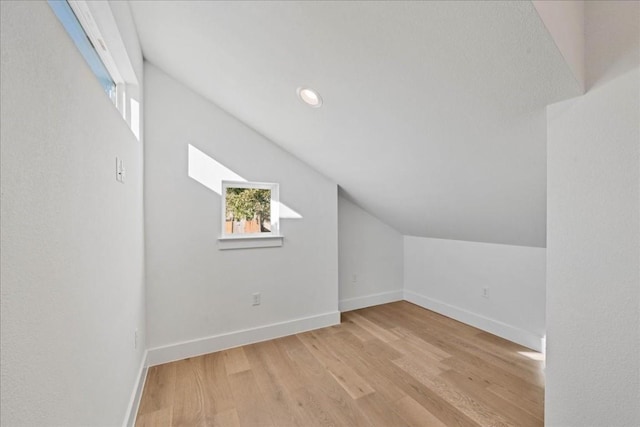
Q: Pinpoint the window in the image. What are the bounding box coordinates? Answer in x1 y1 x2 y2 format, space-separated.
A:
48 0 141 140
219 181 283 249
49 0 118 103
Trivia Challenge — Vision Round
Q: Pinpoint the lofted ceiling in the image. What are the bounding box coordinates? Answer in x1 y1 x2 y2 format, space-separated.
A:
130 1 581 247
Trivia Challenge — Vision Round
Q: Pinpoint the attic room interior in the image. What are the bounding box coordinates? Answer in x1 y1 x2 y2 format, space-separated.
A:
0 0 638 426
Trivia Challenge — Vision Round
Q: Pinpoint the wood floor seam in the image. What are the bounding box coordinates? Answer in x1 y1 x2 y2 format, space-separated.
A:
136 301 544 427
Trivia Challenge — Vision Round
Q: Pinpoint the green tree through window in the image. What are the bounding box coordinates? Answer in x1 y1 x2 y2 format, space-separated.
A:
225 188 271 233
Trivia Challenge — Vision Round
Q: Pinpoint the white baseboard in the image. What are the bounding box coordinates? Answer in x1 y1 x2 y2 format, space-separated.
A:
123 294 540 426
123 350 148 427
403 290 544 352
339 290 404 312
146 311 341 367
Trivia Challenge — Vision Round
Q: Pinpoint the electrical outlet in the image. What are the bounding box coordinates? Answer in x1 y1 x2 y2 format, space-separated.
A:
482 287 490 299
352 274 358 284
252 292 261 306
134 329 138 349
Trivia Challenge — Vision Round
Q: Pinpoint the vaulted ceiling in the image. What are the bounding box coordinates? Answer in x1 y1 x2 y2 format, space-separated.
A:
130 1 581 247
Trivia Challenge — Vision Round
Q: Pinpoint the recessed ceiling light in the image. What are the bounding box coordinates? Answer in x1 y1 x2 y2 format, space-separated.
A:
297 87 323 108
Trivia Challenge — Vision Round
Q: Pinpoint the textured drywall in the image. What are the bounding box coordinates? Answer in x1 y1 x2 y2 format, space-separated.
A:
338 192 403 310
546 67 639 427
585 0 640 90
546 2 639 424
0 1 145 425
130 1 581 248
404 237 546 350
532 0 585 91
144 63 338 351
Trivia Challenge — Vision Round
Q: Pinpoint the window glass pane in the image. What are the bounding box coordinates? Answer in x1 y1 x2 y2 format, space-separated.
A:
225 188 271 234
48 0 116 100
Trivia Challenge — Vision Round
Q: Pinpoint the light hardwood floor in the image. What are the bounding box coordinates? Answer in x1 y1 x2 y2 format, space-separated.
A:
136 301 544 427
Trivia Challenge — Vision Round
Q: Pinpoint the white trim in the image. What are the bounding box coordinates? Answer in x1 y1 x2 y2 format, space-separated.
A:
68 0 124 84
67 0 141 137
82 1 139 85
146 311 340 367
339 290 404 312
122 350 148 427
403 290 544 352
218 235 283 250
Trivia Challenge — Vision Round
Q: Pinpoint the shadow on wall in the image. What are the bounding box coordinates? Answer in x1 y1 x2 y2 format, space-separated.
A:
187 144 303 219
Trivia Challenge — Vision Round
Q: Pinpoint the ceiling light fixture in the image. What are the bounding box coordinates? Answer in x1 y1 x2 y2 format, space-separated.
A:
297 87 323 108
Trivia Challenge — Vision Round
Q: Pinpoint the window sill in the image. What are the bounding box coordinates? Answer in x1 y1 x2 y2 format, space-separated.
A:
218 235 284 250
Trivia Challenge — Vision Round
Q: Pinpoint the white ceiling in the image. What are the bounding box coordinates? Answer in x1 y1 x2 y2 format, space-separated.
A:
130 1 581 247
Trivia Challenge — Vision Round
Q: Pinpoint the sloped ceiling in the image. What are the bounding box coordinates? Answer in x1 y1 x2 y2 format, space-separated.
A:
130 1 581 247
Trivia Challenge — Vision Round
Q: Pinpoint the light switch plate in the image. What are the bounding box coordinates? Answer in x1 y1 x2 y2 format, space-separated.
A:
116 157 125 183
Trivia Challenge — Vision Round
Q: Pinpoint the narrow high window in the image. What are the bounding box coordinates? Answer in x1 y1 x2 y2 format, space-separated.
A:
48 0 116 102
48 0 142 140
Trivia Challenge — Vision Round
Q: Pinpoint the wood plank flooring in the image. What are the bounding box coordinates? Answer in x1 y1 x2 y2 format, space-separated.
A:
136 301 544 426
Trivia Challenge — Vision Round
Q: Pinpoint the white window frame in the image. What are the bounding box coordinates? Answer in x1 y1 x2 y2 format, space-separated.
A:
218 181 283 250
51 0 142 141
67 1 125 110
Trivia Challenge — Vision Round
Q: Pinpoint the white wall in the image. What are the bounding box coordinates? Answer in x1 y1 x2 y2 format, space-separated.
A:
584 0 640 91
545 2 639 425
404 237 546 351
532 0 585 92
144 63 339 365
338 193 403 311
0 1 145 426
